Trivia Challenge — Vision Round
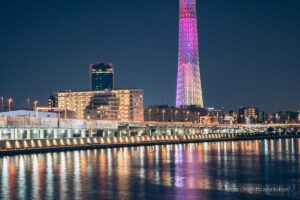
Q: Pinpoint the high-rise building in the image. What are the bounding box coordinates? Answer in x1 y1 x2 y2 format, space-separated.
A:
52 89 144 122
176 0 203 107
90 63 114 90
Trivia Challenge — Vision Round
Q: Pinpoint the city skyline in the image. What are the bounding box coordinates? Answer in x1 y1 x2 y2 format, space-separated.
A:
0 1 300 199
0 0 300 112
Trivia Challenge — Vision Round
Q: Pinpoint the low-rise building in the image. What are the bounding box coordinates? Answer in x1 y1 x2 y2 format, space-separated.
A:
0 110 57 118
237 107 259 124
272 111 299 123
144 105 206 123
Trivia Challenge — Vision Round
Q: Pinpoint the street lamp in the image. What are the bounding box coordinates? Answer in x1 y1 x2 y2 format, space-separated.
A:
186 111 190 122
8 98 12 112
148 108 152 121
26 98 30 110
1 97 3 112
34 100 38 111
162 109 166 122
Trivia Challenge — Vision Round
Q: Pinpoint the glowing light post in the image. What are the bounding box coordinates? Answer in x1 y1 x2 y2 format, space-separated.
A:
26 98 30 110
176 0 204 107
8 98 12 112
34 100 38 111
1 97 3 112
148 108 152 121
162 109 166 122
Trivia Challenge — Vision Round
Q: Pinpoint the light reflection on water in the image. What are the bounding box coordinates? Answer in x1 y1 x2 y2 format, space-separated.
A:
0 138 299 200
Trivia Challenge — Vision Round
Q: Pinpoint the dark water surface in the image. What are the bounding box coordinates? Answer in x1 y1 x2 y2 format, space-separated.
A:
0 138 299 200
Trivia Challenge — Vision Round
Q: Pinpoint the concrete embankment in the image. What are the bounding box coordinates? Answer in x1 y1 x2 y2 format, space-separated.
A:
0 133 299 156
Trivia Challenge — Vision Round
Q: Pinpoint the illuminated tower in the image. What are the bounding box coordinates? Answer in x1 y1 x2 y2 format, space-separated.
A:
176 0 203 107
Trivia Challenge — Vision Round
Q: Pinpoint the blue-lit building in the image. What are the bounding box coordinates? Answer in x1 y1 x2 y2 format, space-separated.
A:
90 63 114 90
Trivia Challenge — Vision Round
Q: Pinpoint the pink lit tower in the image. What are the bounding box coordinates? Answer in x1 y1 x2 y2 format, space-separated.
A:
176 0 203 107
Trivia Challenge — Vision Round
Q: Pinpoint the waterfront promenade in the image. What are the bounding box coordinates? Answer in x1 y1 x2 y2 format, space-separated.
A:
0 116 300 155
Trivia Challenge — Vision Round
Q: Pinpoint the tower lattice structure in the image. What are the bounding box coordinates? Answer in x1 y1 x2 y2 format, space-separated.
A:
176 0 203 107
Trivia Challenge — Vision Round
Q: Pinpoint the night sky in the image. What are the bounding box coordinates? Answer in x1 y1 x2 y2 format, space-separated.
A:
0 0 299 112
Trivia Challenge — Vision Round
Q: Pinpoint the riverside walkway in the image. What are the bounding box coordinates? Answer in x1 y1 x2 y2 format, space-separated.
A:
0 117 299 155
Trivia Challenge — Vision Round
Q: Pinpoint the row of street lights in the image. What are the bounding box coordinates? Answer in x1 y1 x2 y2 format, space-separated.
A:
0 97 13 112
0 97 38 112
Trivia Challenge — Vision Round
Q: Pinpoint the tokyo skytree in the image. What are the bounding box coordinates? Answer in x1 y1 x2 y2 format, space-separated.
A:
176 0 204 107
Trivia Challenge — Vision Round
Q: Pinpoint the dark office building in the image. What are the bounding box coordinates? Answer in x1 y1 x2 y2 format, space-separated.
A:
90 63 114 90
48 95 56 108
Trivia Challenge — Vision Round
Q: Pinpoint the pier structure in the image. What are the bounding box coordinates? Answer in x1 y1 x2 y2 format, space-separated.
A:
0 117 300 140
0 117 300 154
